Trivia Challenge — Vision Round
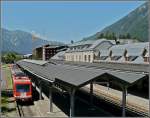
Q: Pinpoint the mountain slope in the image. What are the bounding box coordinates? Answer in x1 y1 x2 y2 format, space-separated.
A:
1 28 64 54
83 2 148 42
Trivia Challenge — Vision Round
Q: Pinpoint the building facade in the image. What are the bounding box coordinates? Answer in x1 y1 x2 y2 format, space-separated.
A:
65 39 115 63
33 44 68 61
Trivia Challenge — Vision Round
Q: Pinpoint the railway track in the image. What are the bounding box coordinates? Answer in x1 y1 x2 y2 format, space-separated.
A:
16 100 35 117
81 86 149 117
16 101 24 117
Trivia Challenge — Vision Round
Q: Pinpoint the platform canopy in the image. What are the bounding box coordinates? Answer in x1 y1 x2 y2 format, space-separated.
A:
17 59 147 88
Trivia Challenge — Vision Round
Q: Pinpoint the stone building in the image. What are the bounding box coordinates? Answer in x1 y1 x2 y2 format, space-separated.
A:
94 42 149 64
65 39 115 63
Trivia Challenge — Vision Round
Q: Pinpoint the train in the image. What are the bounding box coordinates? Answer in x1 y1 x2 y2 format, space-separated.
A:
11 64 32 101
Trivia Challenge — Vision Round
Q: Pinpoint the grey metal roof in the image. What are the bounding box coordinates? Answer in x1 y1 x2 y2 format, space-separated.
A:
126 48 144 57
55 66 106 87
67 39 115 52
107 70 145 84
100 50 110 57
22 59 48 65
50 59 149 73
111 48 125 56
88 39 107 49
51 51 66 60
17 59 147 88
17 61 54 82
110 42 149 57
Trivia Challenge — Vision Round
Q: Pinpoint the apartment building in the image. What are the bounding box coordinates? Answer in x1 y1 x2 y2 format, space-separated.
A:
33 44 68 61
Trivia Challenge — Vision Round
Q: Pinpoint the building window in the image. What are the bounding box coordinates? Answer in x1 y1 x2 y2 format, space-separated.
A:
111 56 121 61
88 55 90 62
84 55 87 62
144 57 150 62
71 55 74 61
79 55 81 61
99 56 108 60
126 56 138 61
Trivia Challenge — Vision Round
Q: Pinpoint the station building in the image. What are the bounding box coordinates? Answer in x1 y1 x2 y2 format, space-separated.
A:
50 39 149 64
65 39 115 63
94 42 149 64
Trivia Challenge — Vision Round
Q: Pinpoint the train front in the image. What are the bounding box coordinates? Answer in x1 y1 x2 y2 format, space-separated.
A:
13 75 32 102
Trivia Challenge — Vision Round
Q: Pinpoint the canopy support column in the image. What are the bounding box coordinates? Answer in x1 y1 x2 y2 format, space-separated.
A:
70 88 76 118
39 83 42 100
107 82 109 90
32 81 35 87
49 85 53 112
35 81 37 90
90 82 93 105
122 86 127 117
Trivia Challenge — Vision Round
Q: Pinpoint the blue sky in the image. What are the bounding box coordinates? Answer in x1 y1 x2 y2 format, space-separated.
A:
2 1 145 43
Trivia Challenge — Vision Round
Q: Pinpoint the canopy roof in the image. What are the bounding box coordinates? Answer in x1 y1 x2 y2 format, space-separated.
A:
17 59 147 88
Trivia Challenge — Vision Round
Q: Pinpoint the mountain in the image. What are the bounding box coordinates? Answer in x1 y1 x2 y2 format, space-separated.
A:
1 28 64 54
83 2 148 42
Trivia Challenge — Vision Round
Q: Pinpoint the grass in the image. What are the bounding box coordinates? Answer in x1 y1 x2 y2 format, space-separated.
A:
2 64 12 89
1 91 9 113
1 91 15 115
1 64 14 114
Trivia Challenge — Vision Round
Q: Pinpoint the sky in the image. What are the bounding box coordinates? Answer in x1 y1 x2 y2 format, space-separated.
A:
2 1 145 43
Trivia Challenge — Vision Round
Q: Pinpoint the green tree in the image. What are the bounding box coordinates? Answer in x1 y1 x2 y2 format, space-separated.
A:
2 52 22 64
97 33 104 39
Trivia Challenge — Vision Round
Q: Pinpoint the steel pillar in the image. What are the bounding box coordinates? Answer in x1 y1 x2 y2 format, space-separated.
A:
90 82 93 105
49 86 53 112
122 87 127 117
32 81 35 87
126 89 128 96
69 88 76 118
107 82 109 90
39 84 42 100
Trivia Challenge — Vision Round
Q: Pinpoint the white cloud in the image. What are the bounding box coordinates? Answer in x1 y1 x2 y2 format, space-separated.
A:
31 30 48 40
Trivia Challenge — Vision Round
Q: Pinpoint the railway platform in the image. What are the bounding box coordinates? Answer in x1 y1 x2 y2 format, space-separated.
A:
33 95 67 117
33 84 67 117
84 84 149 116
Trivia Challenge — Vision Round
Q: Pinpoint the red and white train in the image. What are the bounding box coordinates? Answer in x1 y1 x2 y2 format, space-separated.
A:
11 64 32 101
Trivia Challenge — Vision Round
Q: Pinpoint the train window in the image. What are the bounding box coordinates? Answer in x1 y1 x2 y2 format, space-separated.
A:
16 84 30 92
15 72 26 77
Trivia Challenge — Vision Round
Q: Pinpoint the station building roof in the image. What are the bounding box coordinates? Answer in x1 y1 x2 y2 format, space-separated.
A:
51 51 66 60
100 50 110 57
67 39 115 52
109 42 149 57
22 59 48 65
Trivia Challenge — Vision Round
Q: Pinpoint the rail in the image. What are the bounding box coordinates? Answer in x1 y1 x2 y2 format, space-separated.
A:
16 101 24 117
81 87 149 117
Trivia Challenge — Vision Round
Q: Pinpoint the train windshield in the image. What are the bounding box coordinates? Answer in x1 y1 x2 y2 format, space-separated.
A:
16 84 30 92
16 72 26 77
